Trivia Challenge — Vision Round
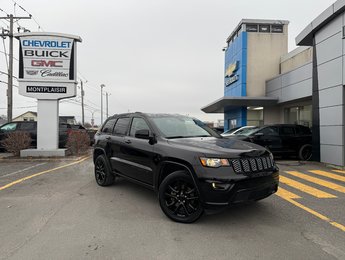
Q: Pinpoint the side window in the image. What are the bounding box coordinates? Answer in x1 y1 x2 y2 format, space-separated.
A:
20 122 36 131
281 126 295 136
102 119 116 134
259 127 278 136
113 117 131 136
130 117 150 137
0 123 17 132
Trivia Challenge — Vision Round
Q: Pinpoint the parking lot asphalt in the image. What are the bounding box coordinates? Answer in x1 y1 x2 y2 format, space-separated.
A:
0 157 344 260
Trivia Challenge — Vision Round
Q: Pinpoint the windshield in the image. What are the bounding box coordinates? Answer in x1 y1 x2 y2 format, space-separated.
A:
151 116 220 139
235 126 259 136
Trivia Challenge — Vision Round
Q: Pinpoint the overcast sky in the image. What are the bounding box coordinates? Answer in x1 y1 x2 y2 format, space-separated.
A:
0 0 336 125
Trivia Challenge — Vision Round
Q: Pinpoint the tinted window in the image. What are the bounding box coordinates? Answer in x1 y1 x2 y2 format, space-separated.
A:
258 127 278 136
296 126 311 135
113 117 130 135
281 126 295 136
102 119 116 134
20 122 36 131
0 123 17 131
130 118 150 137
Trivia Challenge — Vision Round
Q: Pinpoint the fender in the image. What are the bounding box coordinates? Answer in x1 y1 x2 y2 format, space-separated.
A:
156 160 205 203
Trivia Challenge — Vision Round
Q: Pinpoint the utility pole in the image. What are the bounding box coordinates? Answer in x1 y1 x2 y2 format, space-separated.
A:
106 92 111 118
80 80 85 125
0 14 31 122
100 84 105 124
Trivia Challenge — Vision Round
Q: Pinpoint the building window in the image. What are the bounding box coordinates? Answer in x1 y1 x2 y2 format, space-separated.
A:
272 24 283 33
247 107 264 126
246 24 258 32
259 24 270 33
284 105 312 127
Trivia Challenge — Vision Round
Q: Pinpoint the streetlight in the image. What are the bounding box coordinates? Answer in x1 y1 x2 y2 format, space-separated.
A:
100 84 105 124
106 92 111 118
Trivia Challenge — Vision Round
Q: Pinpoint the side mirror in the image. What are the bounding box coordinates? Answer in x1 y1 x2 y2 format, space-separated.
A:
135 129 150 139
254 132 264 137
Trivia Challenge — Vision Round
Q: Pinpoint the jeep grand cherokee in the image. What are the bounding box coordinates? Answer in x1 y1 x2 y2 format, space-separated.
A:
93 113 279 223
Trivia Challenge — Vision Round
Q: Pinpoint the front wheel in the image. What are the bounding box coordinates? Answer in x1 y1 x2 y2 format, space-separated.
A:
158 171 203 223
299 144 312 161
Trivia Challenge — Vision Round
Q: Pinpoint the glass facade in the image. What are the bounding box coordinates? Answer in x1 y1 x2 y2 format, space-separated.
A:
284 105 312 127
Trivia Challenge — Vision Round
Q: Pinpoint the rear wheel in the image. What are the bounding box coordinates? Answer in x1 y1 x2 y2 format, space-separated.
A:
94 154 115 186
299 144 312 161
159 171 203 223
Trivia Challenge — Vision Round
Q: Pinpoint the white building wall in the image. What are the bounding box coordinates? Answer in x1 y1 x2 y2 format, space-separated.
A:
314 14 344 166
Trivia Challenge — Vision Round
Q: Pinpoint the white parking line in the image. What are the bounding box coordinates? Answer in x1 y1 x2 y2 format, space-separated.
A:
0 163 47 178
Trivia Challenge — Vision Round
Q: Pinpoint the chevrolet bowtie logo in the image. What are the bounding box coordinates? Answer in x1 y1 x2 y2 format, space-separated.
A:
225 61 239 78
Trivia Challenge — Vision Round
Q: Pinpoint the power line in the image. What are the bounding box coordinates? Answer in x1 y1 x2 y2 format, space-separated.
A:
11 0 43 31
0 7 9 16
0 49 18 61
0 70 18 79
0 80 18 87
0 105 36 110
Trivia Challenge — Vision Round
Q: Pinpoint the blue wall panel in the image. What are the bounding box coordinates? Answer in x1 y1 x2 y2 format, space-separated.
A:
223 32 247 130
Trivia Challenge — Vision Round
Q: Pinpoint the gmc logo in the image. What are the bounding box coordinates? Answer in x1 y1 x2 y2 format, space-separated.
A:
31 60 63 68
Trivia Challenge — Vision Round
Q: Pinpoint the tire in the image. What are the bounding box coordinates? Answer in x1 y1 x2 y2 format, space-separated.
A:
158 171 203 223
299 144 312 161
94 154 115 186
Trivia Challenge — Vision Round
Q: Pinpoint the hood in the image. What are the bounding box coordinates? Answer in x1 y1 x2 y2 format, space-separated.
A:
167 137 268 157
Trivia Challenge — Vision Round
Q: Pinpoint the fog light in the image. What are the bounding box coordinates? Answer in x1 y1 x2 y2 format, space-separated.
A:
211 182 230 190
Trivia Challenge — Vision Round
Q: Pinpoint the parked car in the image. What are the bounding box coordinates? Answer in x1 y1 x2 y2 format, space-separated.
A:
0 121 87 150
93 113 279 223
227 124 312 160
221 126 258 137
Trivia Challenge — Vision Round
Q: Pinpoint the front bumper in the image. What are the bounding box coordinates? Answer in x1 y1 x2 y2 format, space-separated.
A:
197 171 279 212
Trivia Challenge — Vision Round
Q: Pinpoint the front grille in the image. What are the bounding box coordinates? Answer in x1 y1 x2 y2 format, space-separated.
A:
230 156 275 176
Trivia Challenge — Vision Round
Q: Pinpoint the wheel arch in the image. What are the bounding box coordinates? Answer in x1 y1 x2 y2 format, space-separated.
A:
93 147 107 163
155 158 200 195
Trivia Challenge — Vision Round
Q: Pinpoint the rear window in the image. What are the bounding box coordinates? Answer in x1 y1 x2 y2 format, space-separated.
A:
113 117 130 135
20 122 36 131
296 126 311 135
281 126 295 136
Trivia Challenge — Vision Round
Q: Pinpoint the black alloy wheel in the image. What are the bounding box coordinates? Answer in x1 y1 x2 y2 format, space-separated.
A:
299 144 312 161
159 171 203 223
94 155 115 186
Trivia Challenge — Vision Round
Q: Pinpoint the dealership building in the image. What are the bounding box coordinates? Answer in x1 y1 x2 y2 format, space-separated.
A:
202 0 345 167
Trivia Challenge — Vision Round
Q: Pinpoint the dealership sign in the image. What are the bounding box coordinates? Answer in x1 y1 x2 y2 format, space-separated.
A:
15 32 82 99
225 61 239 87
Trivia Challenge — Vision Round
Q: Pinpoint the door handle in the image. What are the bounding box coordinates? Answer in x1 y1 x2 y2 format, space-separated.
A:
106 136 111 140
124 139 131 144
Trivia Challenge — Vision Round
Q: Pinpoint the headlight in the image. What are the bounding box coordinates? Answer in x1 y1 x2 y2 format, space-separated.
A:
200 157 230 168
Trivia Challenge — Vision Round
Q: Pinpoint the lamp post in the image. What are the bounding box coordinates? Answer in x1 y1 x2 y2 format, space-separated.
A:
106 92 111 118
100 84 105 124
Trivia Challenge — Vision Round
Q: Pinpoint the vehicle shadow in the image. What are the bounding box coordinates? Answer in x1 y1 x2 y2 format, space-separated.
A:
109 177 279 225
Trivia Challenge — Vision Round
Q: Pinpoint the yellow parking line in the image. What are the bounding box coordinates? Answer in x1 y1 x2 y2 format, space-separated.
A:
280 176 336 198
0 156 90 191
276 188 345 233
276 187 301 199
309 170 345 183
285 171 345 193
333 170 345 175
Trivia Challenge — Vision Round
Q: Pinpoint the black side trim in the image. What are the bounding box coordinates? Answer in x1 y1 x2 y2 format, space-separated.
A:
115 172 154 191
312 38 321 162
69 41 75 80
19 43 23 79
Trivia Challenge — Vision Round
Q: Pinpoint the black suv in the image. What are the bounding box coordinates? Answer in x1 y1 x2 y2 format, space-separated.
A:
226 124 312 160
0 121 87 150
93 113 279 223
